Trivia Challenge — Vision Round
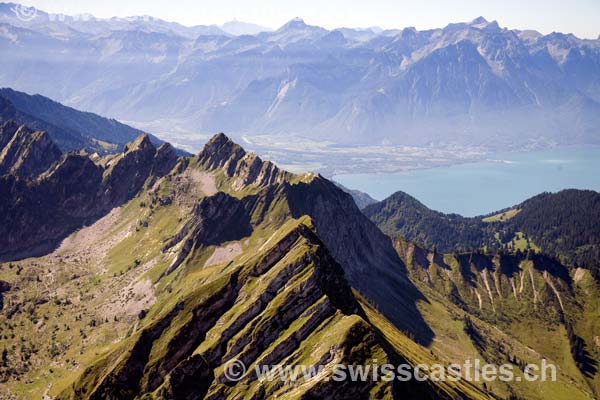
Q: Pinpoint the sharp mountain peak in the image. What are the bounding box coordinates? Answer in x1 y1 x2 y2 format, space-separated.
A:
279 17 308 29
198 132 292 190
0 120 62 179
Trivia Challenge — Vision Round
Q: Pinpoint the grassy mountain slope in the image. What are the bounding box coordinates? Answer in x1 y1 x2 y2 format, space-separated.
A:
1 132 598 399
364 189 600 397
59 217 457 400
0 132 492 399
191 134 433 344
392 237 600 399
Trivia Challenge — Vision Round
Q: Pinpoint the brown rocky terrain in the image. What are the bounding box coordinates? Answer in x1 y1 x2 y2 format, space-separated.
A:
0 128 178 261
0 121 62 179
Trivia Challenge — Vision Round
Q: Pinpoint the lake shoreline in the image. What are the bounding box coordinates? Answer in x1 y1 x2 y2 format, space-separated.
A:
333 145 600 217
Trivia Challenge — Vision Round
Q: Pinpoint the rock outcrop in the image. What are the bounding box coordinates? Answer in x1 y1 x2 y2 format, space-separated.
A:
161 134 433 344
0 121 62 178
0 131 179 261
394 237 574 317
198 133 291 190
163 192 254 274
59 218 447 400
0 280 10 311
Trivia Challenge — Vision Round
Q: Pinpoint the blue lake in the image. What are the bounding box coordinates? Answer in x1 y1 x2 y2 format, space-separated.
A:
333 146 600 217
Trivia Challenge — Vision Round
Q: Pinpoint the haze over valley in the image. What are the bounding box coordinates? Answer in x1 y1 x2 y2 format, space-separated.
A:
1 2 600 175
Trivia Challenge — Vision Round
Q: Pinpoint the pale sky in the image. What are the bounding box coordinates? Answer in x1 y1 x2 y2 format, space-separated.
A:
18 0 600 39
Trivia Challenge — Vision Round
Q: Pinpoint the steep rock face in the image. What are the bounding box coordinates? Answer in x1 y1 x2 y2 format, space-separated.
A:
0 121 62 178
164 134 432 344
59 219 450 400
52 194 490 400
163 192 253 274
0 119 18 150
1 130 595 400
283 176 433 344
396 237 573 317
101 134 163 205
198 133 292 190
0 280 10 310
0 154 104 260
0 132 179 261
0 131 492 399
152 143 179 177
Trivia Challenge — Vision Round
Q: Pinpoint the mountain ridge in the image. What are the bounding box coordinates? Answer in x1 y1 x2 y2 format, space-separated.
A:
0 130 178 261
0 128 598 399
0 120 62 178
1 3 599 153
0 88 173 154
363 188 600 277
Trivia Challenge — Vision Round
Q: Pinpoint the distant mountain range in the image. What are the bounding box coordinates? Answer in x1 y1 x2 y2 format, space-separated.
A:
0 3 271 37
1 3 599 150
0 87 183 154
220 20 272 36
